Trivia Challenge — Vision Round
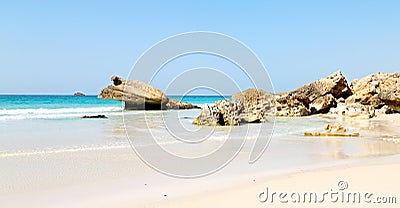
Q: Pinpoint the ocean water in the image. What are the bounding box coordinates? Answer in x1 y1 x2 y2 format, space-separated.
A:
169 95 231 105
0 95 227 120
2 94 400 200
1 95 399 154
0 95 231 152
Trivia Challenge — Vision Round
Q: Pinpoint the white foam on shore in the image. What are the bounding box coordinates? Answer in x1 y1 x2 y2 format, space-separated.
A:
0 107 123 120
0 144 131 158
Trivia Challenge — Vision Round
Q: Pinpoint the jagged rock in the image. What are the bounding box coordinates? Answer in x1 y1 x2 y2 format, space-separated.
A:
99 76 169 110
345 72 400 114
274 71 351 116
305 123 359 137
346 72 389 107
376 105 396 114
232 88 274 122
192 100 242 126
166 99 200 109
275 93 310 116
345 103 375 119
310 94 337 114
304 123 360 137
193 71 399 125
378 73 400 112
323 123 347 133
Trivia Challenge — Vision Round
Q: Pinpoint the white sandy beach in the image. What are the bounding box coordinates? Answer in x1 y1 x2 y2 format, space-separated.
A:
1 151 399 208
150 155 400 208
1 113 400 207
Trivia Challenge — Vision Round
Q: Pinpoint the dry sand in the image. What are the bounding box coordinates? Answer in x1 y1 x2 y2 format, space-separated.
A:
148 155 400 208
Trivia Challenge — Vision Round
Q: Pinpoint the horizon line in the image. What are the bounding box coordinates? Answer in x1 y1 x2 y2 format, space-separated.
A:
0 93 234 96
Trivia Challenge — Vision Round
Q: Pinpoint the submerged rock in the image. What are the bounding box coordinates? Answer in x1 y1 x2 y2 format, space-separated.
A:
323 123 347 133
304 123 360 137
82 115 108 119
165 99 200 109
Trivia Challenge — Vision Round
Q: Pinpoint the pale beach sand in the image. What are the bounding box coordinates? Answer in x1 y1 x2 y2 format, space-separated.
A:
150 155 400 208
1 113 400 207
3 153 396 208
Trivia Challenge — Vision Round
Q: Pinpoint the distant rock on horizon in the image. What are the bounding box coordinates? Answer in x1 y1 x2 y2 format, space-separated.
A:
74 92 85 96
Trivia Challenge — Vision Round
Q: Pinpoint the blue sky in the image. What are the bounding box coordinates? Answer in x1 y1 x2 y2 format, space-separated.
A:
1 0 399 95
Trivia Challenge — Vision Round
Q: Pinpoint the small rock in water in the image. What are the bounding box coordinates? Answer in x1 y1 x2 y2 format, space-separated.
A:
304 123 360 137
82 115 108 119
323 123 346 133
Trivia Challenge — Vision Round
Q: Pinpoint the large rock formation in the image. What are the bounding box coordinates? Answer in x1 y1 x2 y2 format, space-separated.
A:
232 88 274 122
99 76 198 110
99 76 169 110
194 71 354 125
377 73 400 112
342 72 400 116
193 70 400 125
345 72 389 107
192 100 242 126
270 71 352 116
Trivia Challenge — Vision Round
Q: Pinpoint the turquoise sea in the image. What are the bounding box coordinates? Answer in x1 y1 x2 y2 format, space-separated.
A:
0 95 229 120
2 94 400 202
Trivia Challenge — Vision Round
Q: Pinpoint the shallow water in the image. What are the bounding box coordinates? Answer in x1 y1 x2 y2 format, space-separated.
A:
1 108 400 198
1 95 400 200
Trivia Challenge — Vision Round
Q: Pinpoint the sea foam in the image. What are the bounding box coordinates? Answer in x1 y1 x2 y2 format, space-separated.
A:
0 107 123 120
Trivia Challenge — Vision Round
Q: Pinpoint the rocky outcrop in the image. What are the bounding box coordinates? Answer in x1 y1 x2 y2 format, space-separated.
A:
274 71 352 116
99 76 169 110
193 71 354 125
99 76 198 110
377 73 400 112
166 99 200 109
193 70 400 125
232 88 274 122
323 123 347 133
192 100 242 126
304 123 360 137
345 72 389 107
274 71 400 118
344 103 376 119
341 72 400 116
